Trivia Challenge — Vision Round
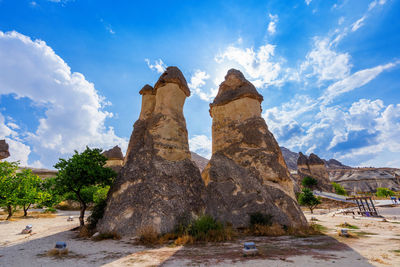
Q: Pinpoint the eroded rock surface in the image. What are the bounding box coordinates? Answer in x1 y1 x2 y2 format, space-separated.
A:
0 140 10 160
202 69 307 228
98 68 205 236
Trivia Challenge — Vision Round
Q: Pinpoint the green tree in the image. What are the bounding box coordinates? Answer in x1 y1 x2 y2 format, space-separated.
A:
38 177 62 209
301 176 318 189
0 161 20 219
376 187 395 197
54 147 116 227
298 188 321 214
332 182 347 196
16 169 42 216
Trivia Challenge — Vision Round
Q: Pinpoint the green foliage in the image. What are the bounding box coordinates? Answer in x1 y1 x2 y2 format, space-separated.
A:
39 177 63 208
0 161 20 214
249 212 273 226
376 187 395 197
298 188 321 214
53 147 116 226
301 176 318 188
16 169 42 215
93 185 109 204
332 182 347 196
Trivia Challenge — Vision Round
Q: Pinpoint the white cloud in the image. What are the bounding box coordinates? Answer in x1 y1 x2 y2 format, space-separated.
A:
267 14 278 35
189 135 212 159
305 0 312 6
215 43 284 88
145 58 166 74
301 37 352 82
321 61 398 104
368 0 387 11
351 16 366 32
0 30 127 168
188 70 217 101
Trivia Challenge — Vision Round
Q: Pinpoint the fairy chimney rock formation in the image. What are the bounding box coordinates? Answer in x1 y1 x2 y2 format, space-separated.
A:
102 146 124 172
0 140 10 160
97 67 205 236
297 152 331 191
202 69 307 228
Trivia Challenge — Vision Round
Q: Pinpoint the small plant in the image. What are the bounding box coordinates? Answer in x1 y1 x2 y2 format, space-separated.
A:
301 176 318 189
332 182 347 196
43 207 57 213
298 188 321 214
249 212 273 226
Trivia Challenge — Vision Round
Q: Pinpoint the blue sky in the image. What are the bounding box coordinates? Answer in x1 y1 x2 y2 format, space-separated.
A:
0 0 399 168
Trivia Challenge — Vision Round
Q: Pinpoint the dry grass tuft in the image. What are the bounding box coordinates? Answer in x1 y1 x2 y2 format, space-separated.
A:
93 232 121 241
250 223 286 236
47 248 69 256
174 235 194 245
138 225 159 245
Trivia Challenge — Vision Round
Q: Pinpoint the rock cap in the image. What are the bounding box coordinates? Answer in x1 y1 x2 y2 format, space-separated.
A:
308 153 325 165
139 84 155 95
154 66 190 97
0 139 10 160
211 69 263 107
102 146 124 160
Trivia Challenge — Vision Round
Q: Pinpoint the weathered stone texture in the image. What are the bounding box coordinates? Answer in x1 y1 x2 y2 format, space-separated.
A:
98 68 205 236
0 139 10 160
202 69 307 228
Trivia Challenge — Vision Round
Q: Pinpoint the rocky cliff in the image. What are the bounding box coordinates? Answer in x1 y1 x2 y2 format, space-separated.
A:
201 69 307 228
98 68 206 236
0 139 10 160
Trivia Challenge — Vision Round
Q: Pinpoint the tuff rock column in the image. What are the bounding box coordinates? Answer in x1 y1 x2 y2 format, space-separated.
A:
202 69 307 228
98 68 205 236
297 152 332 191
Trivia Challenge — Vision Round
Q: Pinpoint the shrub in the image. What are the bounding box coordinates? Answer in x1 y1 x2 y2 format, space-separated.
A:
87 198 107 229
332 182 347 196
249 212 273 226
187 215 235 242
43 207 57 213
376 187 395 197
174 235 194 245
301 176 318 189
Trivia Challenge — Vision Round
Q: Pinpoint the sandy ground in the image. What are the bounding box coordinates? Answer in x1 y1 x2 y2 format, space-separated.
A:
1 207 400 266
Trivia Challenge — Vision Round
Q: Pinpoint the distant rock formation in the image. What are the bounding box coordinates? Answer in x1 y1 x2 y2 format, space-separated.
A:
297 152 332 191
280 147 299 171
190 152 209 172
330 168 400 193
0 139 10 160
98 68 205 236
102 146 124 173
201 69 307 228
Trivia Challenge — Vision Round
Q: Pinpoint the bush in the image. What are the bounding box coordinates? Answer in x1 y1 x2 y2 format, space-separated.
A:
301 176 318 189
332 182 347 196
249 212 273 226
87 198 107 229
43 207 57 213
376 187 395 197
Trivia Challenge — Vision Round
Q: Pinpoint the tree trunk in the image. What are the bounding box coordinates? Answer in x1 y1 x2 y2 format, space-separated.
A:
309 207 314 214
23 204 31 217
6 205 13 220
76 191 86 227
